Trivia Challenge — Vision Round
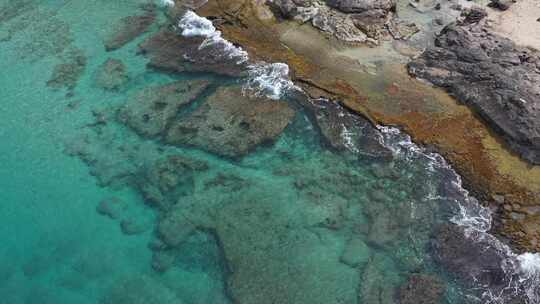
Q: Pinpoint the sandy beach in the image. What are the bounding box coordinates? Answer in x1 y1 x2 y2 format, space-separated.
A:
488 0 540 50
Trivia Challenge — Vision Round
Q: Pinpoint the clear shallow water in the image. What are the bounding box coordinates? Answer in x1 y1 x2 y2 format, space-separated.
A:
0 1 538 304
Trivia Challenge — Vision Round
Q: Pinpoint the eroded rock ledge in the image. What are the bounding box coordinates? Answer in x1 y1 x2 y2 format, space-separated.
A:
408 22 540 165
267 0 420 44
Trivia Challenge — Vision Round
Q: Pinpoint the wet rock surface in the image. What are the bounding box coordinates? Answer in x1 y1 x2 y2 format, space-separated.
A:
118 79 210 138
301 97 393 159
95 58 129 91
408 23 540 165
431 223 531 302
104 7 156 51
433 224 506 286
139 29 248 77
165 86 295 157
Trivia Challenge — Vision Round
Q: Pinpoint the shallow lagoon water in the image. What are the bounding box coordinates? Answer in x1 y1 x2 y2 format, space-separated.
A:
1 1 538 304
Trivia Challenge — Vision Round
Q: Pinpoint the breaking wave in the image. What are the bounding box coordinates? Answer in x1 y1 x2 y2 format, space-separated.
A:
244 62 299 100
178 10 248 64
177 10 296 99
376 125 540 304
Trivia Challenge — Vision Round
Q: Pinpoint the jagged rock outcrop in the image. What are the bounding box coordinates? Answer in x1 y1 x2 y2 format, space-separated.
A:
326 0 396 14
408 23 540 165
268 0 400 43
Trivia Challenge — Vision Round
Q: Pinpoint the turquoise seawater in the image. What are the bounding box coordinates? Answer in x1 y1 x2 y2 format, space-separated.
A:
1 1 534 304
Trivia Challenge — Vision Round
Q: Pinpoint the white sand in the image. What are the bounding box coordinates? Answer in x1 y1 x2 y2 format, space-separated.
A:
488 0 540 50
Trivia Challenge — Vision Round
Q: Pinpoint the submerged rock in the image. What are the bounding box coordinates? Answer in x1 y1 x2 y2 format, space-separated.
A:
399 274 445 304
96 197 127 220
104 8 156 51
95 58 129 91
47 48 86 91
340 237 370 267
158 212 196 248
215 195 359 304
138 155 209 211
151 250 176 272
120 218 150 235
360 255 400 304
165 86 295 157
102 276 183 304
118 80 210 138
408 23 540 164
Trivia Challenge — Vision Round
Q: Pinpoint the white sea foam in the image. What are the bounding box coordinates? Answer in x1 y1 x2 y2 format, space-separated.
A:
340 125 359 153
244 62 299 100
518 253 540 277
178 11 249 64
160 0 175 7
178 10 216 37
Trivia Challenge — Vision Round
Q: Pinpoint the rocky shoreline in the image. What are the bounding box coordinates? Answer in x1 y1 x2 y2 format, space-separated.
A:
181 0 540 252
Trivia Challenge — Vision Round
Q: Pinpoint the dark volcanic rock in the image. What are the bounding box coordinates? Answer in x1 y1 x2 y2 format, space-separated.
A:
432 224 531 302
138 30 248 77
460 7 487 25
488 0 515 11
399 274 445 304
95 58 129 91
326 0 396 14
104 8 156 51
408 24 540 164
165 86 295 157
301 98 393 160
118 80 210 138
433 224 508 288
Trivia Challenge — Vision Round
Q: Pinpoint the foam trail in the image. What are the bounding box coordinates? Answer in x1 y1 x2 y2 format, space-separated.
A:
178 11 249 64
377 125 540 304
177 10 297 99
